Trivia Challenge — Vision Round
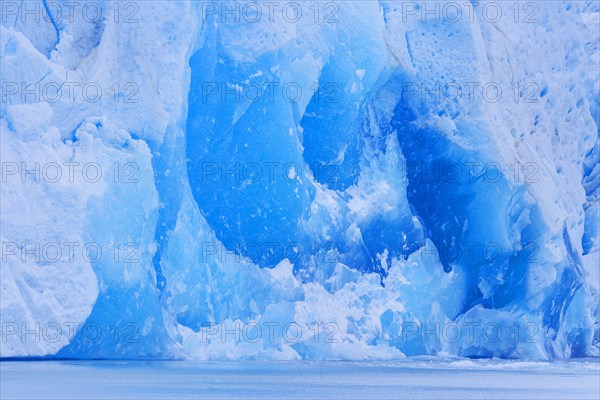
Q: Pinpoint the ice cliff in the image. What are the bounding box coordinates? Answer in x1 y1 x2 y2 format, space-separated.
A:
1 0 598 360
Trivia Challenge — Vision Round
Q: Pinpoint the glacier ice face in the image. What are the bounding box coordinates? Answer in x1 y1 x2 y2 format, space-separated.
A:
0 1 598 360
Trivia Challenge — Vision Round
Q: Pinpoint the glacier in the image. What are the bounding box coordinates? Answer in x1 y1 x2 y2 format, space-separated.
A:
0 0 598 361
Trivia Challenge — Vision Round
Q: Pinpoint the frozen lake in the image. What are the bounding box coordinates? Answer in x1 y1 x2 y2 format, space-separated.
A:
1 359 598 399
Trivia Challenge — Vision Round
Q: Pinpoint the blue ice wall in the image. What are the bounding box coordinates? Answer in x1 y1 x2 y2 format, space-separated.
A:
1 1 598 360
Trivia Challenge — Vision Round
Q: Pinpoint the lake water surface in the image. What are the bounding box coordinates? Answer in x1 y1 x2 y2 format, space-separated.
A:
1 359 598 399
